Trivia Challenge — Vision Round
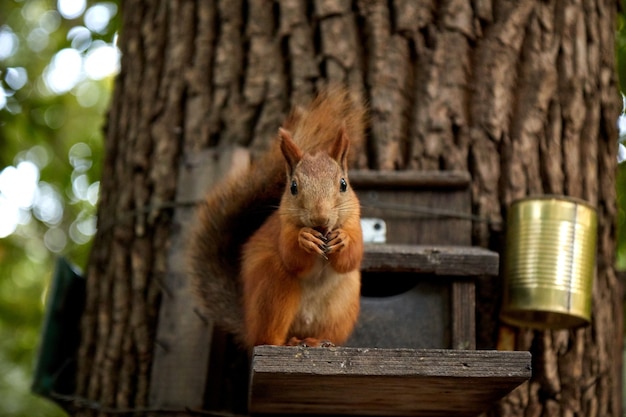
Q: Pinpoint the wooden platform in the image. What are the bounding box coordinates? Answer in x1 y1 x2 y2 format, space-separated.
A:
249 346 531 416
362 244 499 276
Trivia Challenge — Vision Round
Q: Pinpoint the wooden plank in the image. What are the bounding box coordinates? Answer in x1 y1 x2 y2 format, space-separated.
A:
353 175 472 246
362 244 499 276
358 189 473 246
451 281 476 350
350 170 471 189
249 346 531 416
148 147 249 409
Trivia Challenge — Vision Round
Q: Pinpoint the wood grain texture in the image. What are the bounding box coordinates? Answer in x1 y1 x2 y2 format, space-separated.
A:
362 244 499 276
350 170 471 189
148 149 241 408
452 281 476 350
350 169 473 247
249 346 531 416
77 0 190 408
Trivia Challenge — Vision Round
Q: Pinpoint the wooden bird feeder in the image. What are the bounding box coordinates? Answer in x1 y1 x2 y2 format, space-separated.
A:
147 151 530 416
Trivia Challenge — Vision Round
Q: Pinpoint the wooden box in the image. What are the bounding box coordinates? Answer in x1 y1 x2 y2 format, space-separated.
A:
344 171 493 350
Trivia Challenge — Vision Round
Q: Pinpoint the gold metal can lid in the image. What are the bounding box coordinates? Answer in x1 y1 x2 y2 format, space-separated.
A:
509 194 597 211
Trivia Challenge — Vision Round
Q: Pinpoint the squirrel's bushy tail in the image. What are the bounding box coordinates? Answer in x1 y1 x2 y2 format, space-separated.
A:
187 87 366 342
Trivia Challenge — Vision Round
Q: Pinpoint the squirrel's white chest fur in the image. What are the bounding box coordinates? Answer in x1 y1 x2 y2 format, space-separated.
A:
290 258 347 334
292 258 344 330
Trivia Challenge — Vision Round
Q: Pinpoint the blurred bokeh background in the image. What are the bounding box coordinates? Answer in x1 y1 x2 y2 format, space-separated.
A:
0 1 118 415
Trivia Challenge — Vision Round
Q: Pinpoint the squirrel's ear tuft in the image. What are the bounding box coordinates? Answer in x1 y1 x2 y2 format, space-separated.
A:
279 128 303 175
282 106 306 131
329 125 350 172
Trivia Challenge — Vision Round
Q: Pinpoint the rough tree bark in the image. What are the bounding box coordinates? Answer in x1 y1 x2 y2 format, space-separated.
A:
76 1 622 416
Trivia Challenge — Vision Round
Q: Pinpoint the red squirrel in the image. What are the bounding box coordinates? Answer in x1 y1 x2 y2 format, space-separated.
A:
188 87 365 349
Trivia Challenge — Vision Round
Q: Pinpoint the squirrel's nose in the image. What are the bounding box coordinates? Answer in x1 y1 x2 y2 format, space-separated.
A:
310 215 331 228
309 201 334 228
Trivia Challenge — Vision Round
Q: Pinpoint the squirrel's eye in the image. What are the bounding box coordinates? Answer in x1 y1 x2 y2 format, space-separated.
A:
290 179 298 195
340 178 347 192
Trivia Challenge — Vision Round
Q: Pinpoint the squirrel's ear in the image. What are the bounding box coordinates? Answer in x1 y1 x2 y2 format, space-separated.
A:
330 125 350 172
279 128 303 175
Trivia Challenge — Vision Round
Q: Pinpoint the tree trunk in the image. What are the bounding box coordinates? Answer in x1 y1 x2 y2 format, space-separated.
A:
76 1 622 416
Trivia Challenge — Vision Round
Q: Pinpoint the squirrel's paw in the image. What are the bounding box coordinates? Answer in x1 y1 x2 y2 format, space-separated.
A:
324 229 349 254
299 227 328 257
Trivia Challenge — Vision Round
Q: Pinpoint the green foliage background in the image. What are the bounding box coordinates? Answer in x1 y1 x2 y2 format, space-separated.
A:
0 2 624 417
0 1 118 415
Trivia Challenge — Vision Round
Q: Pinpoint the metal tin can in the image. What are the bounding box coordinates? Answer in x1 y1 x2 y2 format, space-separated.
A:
500 196 597 329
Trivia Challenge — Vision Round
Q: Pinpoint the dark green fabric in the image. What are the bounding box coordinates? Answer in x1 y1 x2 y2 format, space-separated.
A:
31 258 85 400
